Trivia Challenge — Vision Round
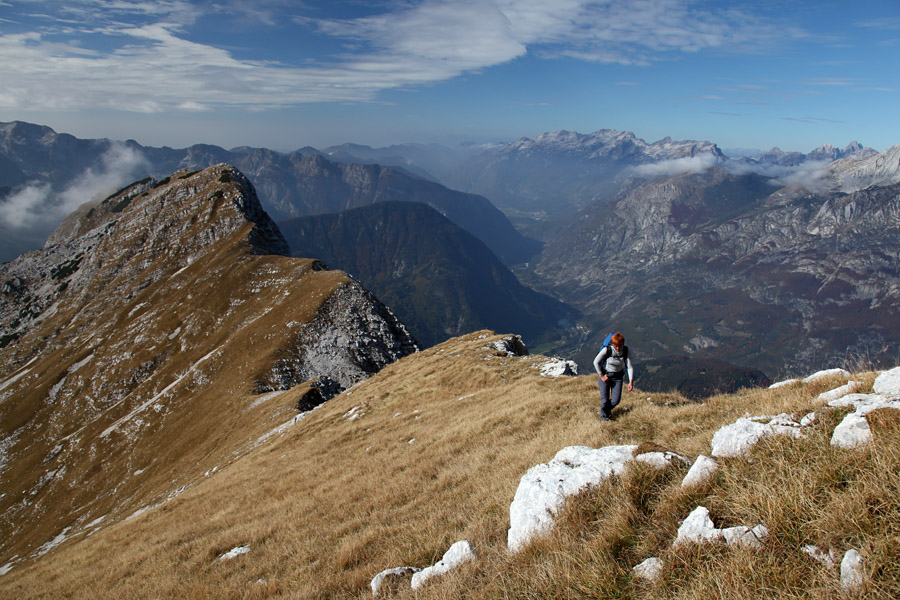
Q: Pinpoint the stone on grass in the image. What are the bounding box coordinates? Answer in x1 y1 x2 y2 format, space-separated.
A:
681 455 718 488
539 358 578 377
831 413 873 449
841 548 864 594
816 381 862 404
508 445 687 552
675 506 720 545
632 557 663 581
803 368 850 383
873 366 900 398
802 545 838 569
674 506 767 548
218 546 250 561
710 414 805 458
769 378 800 389
370 566 420 596
828 393 900 449
410 541 475 590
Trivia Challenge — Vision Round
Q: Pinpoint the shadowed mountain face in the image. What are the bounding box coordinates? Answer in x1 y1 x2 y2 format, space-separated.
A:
237 152 542 266
0 165 417 568
279 201 576 349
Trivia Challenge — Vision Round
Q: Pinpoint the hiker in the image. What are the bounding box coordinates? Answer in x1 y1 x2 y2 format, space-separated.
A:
593 332 634 421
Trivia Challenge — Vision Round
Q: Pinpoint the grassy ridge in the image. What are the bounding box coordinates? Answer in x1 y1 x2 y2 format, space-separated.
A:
2 332 896 599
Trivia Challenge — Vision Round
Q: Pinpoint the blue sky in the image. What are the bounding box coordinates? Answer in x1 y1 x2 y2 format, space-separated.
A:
0 0 898 153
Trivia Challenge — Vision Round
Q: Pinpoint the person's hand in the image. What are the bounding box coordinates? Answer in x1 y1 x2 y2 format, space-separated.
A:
628 381 634 392
600 374 608 382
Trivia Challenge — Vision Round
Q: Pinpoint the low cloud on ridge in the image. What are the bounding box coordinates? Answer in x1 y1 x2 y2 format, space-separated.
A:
632 153 722 177
0 143 148 231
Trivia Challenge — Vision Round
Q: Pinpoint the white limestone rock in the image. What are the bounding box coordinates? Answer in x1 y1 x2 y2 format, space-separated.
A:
828 393 885 409
721 524 768 549
803 368 850 383
370 566 420 596
831 413 873 449
674 506 767 548
218 545 250 561
632 557 663 581
802 545 838 569
508 445 686 552
675 506 720 545
769 378 799 389
539 358 578 377
681 455 718 488
841 548 865 594
816 381 862 404
873 366 900 398
829 393 900 448
710 414 805 457
410 541 475 590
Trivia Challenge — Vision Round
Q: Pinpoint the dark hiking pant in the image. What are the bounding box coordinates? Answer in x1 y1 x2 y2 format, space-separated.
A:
599 375 624 419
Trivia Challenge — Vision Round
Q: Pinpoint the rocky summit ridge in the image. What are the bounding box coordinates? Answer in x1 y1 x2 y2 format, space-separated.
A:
0 164 417 568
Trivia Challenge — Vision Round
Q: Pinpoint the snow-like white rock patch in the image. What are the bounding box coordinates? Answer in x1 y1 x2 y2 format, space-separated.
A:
828 393 900 449
538 358 578 377
873 366 900 398
681 455 718 488
370 566 420 596
674 506 767 548
769 378 799 389
410 540 475 590
816 381 862 403
508 445 688 552
219 546 250 561
632 557 662 580
841 548 865 593
710 414 805 457
802 545 838 569
803 368 850 383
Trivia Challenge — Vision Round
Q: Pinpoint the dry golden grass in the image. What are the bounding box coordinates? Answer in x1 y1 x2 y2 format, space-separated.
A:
2 331 896 600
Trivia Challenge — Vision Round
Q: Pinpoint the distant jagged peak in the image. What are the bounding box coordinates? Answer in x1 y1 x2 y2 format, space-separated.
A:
751 142 876 167
808 141 876 162
498 128 722 161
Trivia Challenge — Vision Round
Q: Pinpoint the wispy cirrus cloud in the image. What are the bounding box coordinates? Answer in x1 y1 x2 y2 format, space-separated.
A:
0 0 803 113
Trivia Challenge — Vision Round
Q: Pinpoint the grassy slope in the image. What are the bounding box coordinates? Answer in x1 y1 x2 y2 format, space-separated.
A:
2 331 897 599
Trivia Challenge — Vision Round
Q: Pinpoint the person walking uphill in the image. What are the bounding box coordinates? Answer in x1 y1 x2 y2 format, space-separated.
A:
593 332 634 421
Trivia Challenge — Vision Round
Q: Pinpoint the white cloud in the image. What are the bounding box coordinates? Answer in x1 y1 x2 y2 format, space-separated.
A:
771 160 832 193
0 143 148 230
632 153 721 177
0 0 801 112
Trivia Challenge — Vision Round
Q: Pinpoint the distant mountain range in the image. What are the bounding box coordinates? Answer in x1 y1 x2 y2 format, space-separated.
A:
3 120 900 389
0 121 538 266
